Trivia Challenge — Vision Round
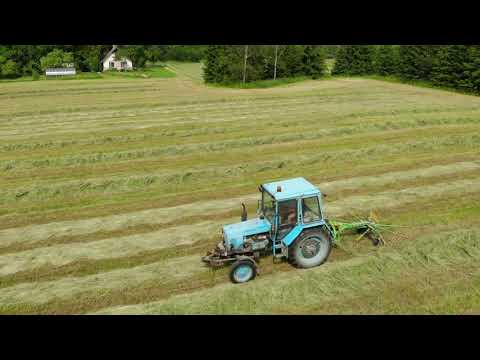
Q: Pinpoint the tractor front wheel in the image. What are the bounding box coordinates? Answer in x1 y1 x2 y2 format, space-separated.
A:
289 230 332 269
230 260 257 284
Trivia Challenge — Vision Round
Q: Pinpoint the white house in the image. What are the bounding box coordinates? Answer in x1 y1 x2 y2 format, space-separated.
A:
102 45 133 71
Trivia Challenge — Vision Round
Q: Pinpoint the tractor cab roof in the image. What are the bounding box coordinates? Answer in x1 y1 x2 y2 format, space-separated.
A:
262 177 320 201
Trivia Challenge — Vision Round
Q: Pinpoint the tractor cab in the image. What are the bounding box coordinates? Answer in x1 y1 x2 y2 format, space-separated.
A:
259 177 326 248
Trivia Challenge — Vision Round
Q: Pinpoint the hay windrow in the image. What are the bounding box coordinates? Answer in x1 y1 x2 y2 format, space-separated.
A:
2 127 479 173
1 177 480 277
91 228 480 315
0 220 228 276
0 254 204 307
1 161 478 248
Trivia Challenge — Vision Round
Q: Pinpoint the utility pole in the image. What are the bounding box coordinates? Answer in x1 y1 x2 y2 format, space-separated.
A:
274 45 279 80
243 45 249 83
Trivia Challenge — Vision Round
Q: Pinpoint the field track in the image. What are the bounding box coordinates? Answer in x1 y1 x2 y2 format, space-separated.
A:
1 63 480 314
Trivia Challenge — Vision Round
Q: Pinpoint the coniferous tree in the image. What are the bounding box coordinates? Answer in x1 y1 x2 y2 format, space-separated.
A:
375 45 399 75
463 45 480 93
332 45 375 75
431 45 470 89
279 45 306 78
398 45 438 81
352 45 375 74
331 46 349 75
203 45 221 83
302 45 326 79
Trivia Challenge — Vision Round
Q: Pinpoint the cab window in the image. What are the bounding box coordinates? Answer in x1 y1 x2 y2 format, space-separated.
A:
278 199 298 227
277 199 298 240
262 191 276 224
302 196 321 223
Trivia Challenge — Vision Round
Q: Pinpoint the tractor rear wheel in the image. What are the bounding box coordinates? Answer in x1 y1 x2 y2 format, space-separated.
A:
289 230 332 269
230 260 257 284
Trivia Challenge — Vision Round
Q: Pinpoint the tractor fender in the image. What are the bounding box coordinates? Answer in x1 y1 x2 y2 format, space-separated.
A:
283 224 332 248
306 225 334 243
281 225 304 247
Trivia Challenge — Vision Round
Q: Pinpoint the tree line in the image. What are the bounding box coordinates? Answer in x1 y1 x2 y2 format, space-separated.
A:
332 45 480 93
0 45 206 79
3 45 479 94
203 45 327 83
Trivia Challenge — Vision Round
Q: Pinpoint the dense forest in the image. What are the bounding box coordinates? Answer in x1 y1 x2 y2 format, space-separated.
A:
201 45 480 93
0 45 206 78
203 45 327 83
332 45 480 93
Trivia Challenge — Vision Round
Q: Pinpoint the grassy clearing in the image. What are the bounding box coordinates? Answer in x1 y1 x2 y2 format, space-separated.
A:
101 66 176 79
1 62 480 314
0 65 176 83
165 62 204 83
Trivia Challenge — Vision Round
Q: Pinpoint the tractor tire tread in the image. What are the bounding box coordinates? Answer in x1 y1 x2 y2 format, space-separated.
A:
288 228 332 268
229 259 257 283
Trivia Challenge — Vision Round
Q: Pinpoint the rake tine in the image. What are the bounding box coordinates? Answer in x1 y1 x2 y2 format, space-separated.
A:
355 230 368 242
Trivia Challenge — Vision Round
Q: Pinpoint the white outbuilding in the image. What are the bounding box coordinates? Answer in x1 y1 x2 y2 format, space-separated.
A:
102 45 133 71
45 67 76 77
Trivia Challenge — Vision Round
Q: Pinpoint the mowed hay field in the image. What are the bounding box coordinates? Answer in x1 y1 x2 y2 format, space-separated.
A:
1 63 480 314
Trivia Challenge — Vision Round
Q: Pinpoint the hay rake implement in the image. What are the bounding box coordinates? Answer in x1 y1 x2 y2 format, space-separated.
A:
326 212 393 247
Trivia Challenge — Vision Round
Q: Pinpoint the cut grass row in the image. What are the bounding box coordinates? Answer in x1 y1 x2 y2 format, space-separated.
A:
2 108 480 157
91 228 480 315
1 159 477 247
3 110 480 168
2 125 478 194
1 174 480 288
2 166 478 257
1 76 477 120
1 137 478 226
2 185 479 314
2 148 479 229
2 133 479 209
2 90 479 140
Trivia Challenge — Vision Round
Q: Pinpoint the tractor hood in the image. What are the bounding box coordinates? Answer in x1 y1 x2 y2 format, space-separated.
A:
223 218 271 250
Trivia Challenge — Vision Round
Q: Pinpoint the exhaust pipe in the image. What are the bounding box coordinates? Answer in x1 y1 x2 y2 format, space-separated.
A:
241 203 247 222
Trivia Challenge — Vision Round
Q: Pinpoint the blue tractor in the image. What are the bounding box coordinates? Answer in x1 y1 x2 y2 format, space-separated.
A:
202 178 333 283
202 177 386 283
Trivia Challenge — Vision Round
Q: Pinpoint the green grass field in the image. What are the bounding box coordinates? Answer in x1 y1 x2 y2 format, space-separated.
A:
1 62 480 314
0 65 176 83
